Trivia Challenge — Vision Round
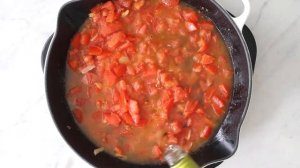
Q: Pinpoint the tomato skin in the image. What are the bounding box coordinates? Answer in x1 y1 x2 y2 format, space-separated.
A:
73 109 84 123
197 38 208 52
117 0 133 8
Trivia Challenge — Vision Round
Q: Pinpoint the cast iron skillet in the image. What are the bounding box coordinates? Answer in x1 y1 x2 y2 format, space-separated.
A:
43 0 253 167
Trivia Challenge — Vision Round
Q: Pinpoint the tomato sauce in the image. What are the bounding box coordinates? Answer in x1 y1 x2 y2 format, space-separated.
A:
65 0 233 164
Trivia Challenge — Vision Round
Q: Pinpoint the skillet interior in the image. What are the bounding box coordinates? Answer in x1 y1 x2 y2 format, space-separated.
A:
44 0 252 167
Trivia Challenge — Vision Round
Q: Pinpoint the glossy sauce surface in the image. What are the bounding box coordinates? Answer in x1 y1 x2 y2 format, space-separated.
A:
65 0 233 164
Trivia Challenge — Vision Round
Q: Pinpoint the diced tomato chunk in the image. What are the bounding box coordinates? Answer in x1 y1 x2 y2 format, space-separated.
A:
118 0 133 8
212 95 225 108
129 99 140 124
211 103 223 116
82 72 97 85
107 31 126 49
183 100 198 117
197 38 208 52
169 121 182 134
121 112 134 125
88 46 103 56
161 0 179 7
80 33 90 45
152 145 162 159
67 86 82 97
161 90 174 116
200 125 212 139
173 86 187 103
219 84 229 98
72 109 83 123
192 63 202 73
104 69 118 86
204 64 218 75
75 98 86 107
182 10 198 22
68 60 79 71
71 34 81 49
104 112 121 127
199 21 214 30
204 87 216 103
99 20 122 36
185 21 197 32
112 64 127 77
167 133 178 144
201 54 215 64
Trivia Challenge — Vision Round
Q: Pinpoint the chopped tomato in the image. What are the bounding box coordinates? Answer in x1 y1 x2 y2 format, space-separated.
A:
104 69 118 86
112 64 127 77
185 21 197 32
199 21 214 30
129 99 140 124
152 145 162 159
192 63 202 73
118 0 132 8
82 72 97 85
67 86 82 97
72 109 83 123
106 31 126 49
80 33 90 45
200 125 212 139
167 133 178 144
212 95 225 108
182 10 198 22
204 64 218 75
219 84 229 98
162 90 174 116
71 34 81 49
169 121 183 134
183 100 198 117
104 112 121 127
88 46 103 56
68 60 79 71
173 86 187 103
121 112 134 125
201 54 215 64
197 38 208 52
203 87 216 103
161 0 179 7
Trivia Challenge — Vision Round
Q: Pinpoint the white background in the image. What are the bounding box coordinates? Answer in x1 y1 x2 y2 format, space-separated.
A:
0 0 299 167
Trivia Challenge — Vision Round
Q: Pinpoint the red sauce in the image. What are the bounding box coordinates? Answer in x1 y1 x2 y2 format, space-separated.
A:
65 0 233 164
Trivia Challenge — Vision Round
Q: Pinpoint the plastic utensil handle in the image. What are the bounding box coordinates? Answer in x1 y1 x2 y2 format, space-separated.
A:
232 0 250 31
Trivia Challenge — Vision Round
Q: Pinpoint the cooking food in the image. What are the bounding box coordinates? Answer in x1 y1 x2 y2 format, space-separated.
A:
65 0 233 164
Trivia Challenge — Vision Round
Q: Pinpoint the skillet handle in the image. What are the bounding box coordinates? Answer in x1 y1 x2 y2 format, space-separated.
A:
232 0 250 31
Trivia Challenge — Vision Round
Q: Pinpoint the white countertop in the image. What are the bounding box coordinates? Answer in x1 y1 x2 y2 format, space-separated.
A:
1 0 299 167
